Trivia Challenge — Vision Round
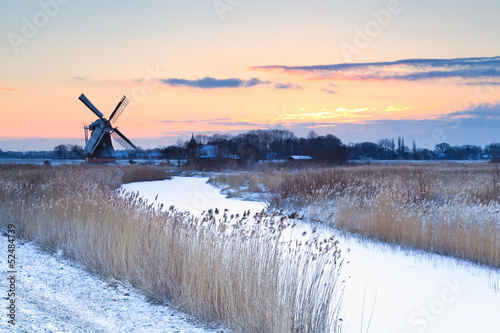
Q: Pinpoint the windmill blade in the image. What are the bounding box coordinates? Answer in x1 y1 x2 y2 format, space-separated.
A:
109 95 129 123
79 94 104 119
111 128 137 150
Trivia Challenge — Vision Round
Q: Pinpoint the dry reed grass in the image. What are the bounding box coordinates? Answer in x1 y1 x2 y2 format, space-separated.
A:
210 163 500 268
0 164 344 332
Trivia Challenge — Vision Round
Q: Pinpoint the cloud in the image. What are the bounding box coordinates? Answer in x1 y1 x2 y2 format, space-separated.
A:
438 103 500 120
274 83 290 89
284 122 337 128
384 105 411 112
274 82 302 89
463 81 500 86
0 86 19 92
160 118 262 127
244 78 267 87
69 76 127 85
251 56 500 82
160 118 230 124
278 107 369 121
160 120 198 124
160 77 269 89
161 129 264 138
207 121 261 126
322 89 336 95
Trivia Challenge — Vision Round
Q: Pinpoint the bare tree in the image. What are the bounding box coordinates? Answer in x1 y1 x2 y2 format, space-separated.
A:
307 130 318 140
176 138 187 165
195 134 209 145
53 144 69 159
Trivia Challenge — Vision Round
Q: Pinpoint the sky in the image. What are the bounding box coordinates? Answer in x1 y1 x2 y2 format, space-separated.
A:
1 0 500 151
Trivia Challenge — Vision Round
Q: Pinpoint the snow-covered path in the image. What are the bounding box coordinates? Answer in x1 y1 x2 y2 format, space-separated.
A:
0 235 226 333
124 177 500 333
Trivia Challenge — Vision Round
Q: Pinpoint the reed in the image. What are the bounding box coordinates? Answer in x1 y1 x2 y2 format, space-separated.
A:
210 163 500 268
0 164 344 332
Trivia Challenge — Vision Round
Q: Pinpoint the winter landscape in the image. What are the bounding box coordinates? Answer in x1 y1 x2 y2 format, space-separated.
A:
1 163 499 332
2 0 500 332
124 173 500 333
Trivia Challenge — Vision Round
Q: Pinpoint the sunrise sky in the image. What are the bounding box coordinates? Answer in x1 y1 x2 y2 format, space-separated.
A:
1 0 500 151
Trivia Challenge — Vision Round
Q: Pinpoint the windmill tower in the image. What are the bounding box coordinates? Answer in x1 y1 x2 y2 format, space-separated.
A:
79 93 137 163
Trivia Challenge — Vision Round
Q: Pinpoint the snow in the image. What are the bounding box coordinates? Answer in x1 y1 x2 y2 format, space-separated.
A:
4 176 498 332
336 234 499 333
0 235 227 333
123 176 500 333
288 155 313 160
122 176 267 216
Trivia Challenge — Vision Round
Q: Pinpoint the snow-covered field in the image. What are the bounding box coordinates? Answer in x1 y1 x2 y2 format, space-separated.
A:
3 175 498 332
0 234 227 332
123 177 500 333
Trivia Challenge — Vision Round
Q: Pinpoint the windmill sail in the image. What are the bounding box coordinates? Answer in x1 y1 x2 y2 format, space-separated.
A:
79 94 104 119
109 96 129 123
79 93 137 163
111 128 137 150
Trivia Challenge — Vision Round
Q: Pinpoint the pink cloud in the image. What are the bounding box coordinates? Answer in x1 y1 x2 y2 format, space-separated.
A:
0 86 19 92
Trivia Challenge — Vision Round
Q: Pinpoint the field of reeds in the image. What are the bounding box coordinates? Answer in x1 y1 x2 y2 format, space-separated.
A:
0 164 344 332
209 162 500 268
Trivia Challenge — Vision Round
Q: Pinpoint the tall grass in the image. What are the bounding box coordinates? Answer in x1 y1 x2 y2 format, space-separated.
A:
0 164 344 332
209 163 500 268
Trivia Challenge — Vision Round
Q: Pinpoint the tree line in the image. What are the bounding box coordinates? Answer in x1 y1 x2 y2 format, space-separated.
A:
349 137 500 161
1 130 499 163
161 129 349 163
161 130 500 163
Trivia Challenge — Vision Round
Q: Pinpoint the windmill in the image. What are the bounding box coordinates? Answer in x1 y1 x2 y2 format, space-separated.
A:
79 93 137 163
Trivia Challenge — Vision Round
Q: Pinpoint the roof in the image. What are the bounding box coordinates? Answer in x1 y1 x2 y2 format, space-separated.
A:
199 145 219 159
198 145 238 159
288 155 313 160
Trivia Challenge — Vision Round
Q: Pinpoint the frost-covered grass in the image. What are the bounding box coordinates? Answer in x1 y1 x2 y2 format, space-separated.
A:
209 163 500 268
124 176 500 333
0 164 344 333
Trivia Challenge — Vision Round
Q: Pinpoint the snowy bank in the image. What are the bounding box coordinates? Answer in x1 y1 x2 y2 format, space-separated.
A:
123 176 500 333
0 234 227 332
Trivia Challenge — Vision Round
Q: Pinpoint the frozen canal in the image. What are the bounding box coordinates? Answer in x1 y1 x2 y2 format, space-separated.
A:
3 176 498 332
124 177 500 333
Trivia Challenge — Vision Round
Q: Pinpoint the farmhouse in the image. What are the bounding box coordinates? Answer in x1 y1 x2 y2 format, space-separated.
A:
199 144 236 160
287 155 313 161
187 134 238 165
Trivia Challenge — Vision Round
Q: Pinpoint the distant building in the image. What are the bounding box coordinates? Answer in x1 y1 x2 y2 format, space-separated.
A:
199 144 238 160
149 151 162 160
186 134 238 165
287 155 313 161
115 150 129 159
436 152 446 159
